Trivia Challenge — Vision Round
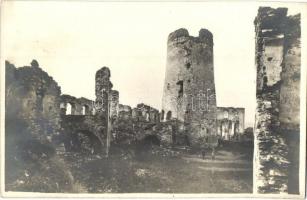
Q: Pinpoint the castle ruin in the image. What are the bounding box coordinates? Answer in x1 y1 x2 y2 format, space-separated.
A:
254 7 301 194
216 107 245 140
161 28 217 146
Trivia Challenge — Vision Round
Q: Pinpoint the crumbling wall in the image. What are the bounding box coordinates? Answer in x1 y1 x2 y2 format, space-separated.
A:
132 103 160 123
216 107 245 140
5 60 77 192
278 13 301 194
95 67 113 154
254 7 300 194
162 28 217 146
60 115 104 154
5 60 61 140
118 104 132 120
60 95 94 115
110 90 119 120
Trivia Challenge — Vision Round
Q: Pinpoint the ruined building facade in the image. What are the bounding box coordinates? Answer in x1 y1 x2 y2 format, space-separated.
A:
216 107 245 140
254 7 300 194
5 60 62 140
162 28 217 146
132 103 160 123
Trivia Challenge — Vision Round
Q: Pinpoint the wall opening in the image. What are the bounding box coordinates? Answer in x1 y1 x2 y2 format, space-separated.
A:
167 83 170 90
166 111 172 120
66 103 72 115
70 130 102 154
176 80 184 98
263 76 268 87
82 105 90 115
186 62 191 69
161 110 165 121
143 135 161 146
145 113 150 121
234 121 239 136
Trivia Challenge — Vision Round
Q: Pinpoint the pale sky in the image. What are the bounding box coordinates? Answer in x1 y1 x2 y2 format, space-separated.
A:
1 1 303 127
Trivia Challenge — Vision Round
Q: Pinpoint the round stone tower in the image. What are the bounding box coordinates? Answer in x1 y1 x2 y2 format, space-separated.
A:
162 28 217 145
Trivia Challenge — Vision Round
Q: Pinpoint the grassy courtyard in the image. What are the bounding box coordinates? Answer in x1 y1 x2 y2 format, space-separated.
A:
62 141 253 193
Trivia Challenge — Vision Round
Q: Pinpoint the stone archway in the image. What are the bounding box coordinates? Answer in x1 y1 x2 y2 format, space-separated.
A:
143 134 161 146
71 130 102 154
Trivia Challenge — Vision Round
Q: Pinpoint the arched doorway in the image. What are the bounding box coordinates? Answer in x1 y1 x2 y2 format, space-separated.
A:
143 135 161 146
71 130 102 154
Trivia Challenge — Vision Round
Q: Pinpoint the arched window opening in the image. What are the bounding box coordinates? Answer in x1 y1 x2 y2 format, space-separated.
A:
66 103 72 115
161 110 165 121
82 105 90 115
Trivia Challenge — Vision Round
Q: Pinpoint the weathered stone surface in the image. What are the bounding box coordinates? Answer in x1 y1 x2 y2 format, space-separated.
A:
60 94 94 115
5 60 76 192
162 28 217 146
5 60 61 140
110 90 119 119
216 107 245 140
132 103 160 123
60 115 105 154
254 7 300 194
118 104 132 120
95 67 112 115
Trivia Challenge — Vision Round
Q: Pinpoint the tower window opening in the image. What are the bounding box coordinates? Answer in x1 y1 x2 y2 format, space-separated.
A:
176 80 183 98
186 62 191 69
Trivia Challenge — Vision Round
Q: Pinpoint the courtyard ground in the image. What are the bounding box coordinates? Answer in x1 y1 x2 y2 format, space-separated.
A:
61 141 253 193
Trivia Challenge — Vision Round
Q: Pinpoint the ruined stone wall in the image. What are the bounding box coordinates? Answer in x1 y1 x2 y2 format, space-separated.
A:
162 28 217 146
118 104 132 120
132 103 160 123
254 7 300 194
216 107 245 140
279 15 301 128
110 90 119 119
60 115 105 153
60 95 94 115
95 67 113 113
5 60 79 192
94 67 113 153
5 60 61 139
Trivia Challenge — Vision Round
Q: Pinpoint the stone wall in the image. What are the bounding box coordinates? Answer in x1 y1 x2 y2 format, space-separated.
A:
60 94 95 115
5 60 61 140
95 67 113 154
132 103 160 123
253 7 300 194
60 115 105 154
5 60 77 192
118 104 132 120
162 28 217 146
110 90 119 119
217 107 245 140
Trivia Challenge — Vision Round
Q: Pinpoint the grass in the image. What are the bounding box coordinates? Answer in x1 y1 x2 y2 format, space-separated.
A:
63 141 253 193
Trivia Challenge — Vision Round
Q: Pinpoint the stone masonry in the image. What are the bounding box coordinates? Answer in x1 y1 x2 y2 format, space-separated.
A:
5 60 61 141
216 107 245 140
253 7 300 194
162 28 217 146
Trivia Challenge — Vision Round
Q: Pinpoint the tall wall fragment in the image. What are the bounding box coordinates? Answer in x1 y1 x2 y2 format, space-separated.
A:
5 60 61 139
94 67 113 152
254 7 300 194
